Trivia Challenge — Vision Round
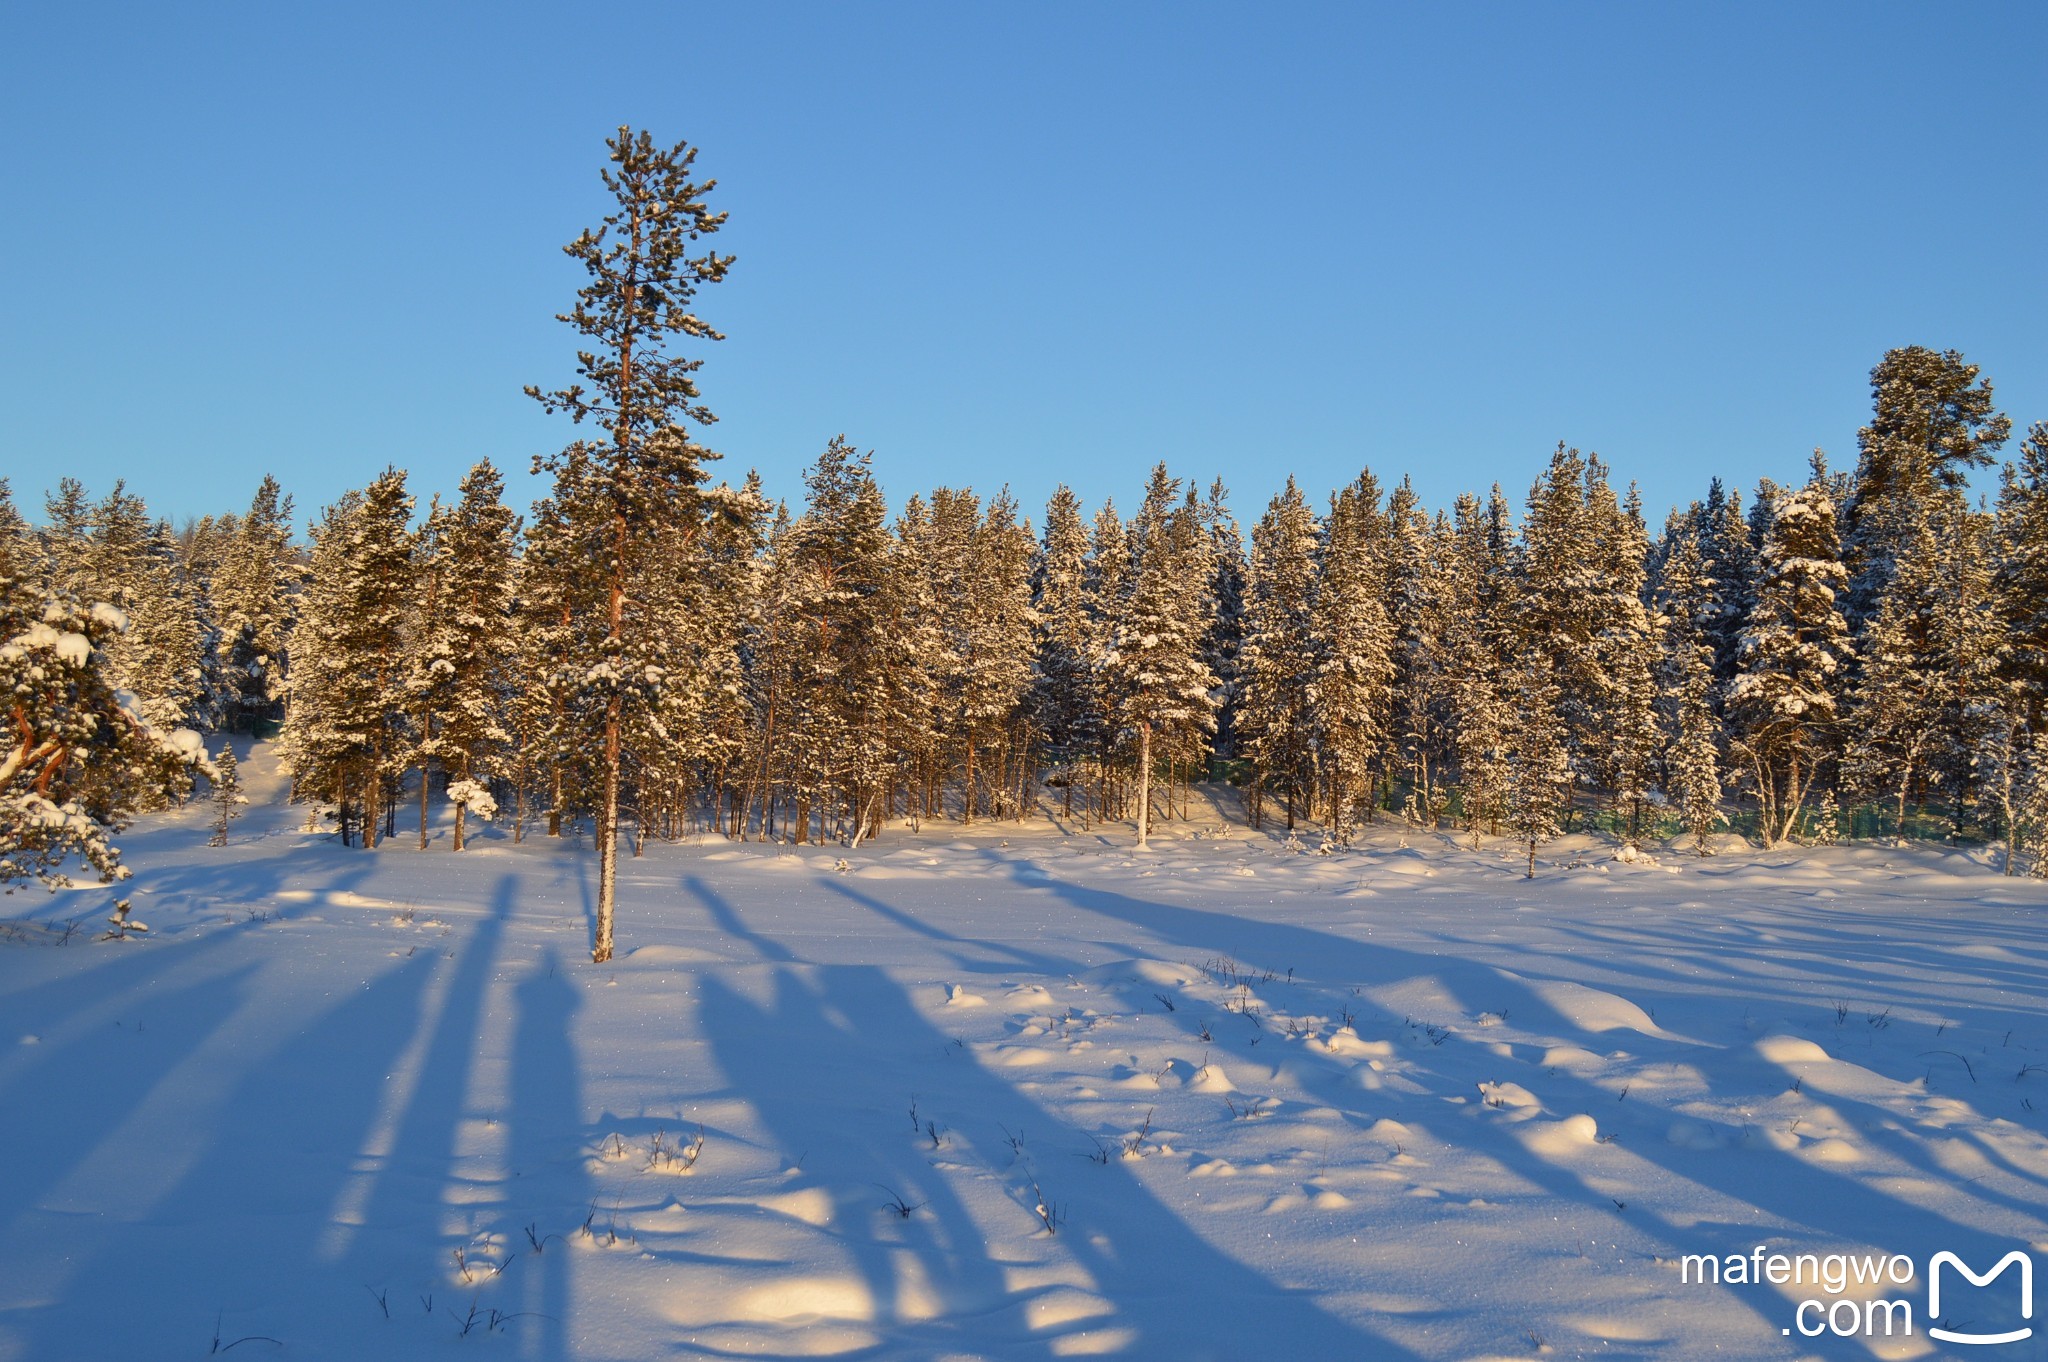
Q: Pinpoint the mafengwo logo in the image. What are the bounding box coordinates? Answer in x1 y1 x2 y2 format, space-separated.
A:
1928 1251 2033 1347
1681 1244 2034 1343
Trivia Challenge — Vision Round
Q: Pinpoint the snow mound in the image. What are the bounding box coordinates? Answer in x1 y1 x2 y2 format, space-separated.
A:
626 944 722 965
1754 1035 1831 1064
1525 979 1672 1038
1319 1029 1392 1058
1523 1113 1602 1155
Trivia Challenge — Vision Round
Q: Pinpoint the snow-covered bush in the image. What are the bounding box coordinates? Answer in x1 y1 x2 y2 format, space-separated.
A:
2 593 207 890
446 778 497 823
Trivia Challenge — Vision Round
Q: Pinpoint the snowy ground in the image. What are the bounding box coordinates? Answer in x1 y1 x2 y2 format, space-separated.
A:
3 750 2047 1361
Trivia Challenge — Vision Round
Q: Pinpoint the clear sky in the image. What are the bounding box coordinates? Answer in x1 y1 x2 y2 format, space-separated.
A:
3 2 2042 534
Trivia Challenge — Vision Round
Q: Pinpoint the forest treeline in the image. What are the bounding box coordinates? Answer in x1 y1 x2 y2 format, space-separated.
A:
7 129 2047 969
5 342 2047 880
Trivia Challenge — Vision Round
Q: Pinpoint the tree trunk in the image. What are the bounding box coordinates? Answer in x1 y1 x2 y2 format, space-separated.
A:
1135 721 1153 850
595 691 620 963
365 751 381 850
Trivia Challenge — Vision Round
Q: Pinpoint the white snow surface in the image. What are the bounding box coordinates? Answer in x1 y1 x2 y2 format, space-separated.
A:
2 747 2046 1360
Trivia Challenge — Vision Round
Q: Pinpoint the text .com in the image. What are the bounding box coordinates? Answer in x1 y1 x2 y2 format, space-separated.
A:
1681 1244 2034 1344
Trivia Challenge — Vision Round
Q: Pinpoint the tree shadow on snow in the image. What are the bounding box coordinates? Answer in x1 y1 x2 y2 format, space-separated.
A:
693 962 1422 1361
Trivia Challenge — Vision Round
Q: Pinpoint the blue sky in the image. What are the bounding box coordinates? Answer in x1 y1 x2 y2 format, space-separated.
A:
3 3 2042 533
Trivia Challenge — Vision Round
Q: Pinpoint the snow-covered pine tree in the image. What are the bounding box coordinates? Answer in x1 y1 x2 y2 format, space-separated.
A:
38 479 93 602
1698 479 1756 686
1994 423 2048 728
1385 478 1455 827
2003 726 2048 877
1726 462 1853 847
1 541 203 888
1029 487 1100 818
526 126 734 963
405 495 453 848
1589 480 1664 849
509 476 599 841
957 492 1036 820
29 483 210 740
177 511 237 730
1843 346 2011 629
1514 447 1602 822
1500 651 1571 878
1199 479 1247 761
278 472 417 848
775 438 895 844
207 744 245 847
0 484 38 590
211 476 300 731
1237 479 1320 830
1087 501 1132 817
1847 493 2006 839
1101 466 1217 848
917 487 978 821
1311 471 1395 843
1972 714 2029 873
696 472 770 838
1654 529 1723 853
409 460 520 851
1446 488 1517 845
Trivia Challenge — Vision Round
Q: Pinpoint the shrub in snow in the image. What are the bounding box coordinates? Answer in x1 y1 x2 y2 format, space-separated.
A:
208 746 246 847
446 779 497 824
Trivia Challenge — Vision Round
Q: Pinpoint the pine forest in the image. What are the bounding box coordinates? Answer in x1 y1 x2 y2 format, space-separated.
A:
9 129 2048 963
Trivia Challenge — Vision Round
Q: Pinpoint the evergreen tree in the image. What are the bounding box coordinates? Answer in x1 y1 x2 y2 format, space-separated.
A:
1446 487 1517 845
1847 495 2006 837
278 472 417 848
208 745 245 847
212 476 300 730
1698 479 1756 686
1237 479 1320 829
1030 487 1099 816
1726 463 1852 846
1385 479 1455 826
1312 471 1395 842
0 484 38 590
1087 500 1132 816
1844 346 2011 625
408 460 520 850
1199 479 1247 760
1501 651 1571 878
526 125 734 963
1590 480 1664 847
1101 466 1216 848
1 548 201 888
777 438 895 843
1655 529 1723 853
39 479 93 602
1994 422 2048 726
955 491 1036 820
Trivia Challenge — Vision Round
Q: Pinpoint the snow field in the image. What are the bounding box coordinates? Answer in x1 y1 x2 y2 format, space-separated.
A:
2 753 2047 1359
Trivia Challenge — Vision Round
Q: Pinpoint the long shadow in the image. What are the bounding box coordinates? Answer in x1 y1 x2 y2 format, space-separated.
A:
3 941 444 1356
508 945 583 1360
341 872 518 1284
993 857 2042 1349
683 875 795 963
695 963 1425 1360
0 958 261 1234
0 853 383 1242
